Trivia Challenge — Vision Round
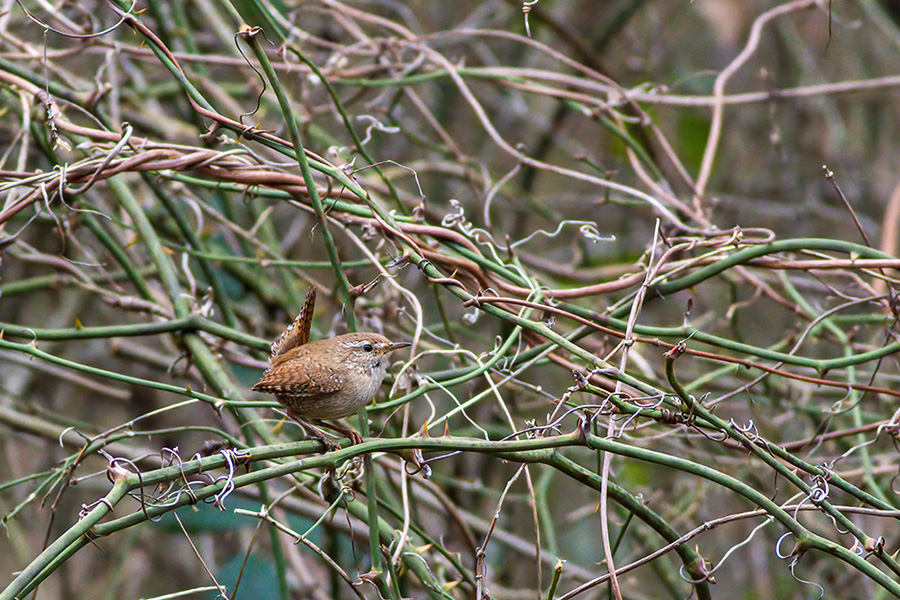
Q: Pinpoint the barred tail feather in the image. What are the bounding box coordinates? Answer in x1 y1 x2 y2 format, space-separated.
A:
269 287 316 363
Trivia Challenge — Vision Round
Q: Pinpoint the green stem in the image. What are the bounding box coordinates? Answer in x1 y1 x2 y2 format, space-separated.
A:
664 346 900 578
242 29 357 331
550 454 710 600
358 406 384 576
285 46 408 215
645 238 899 306
0 479 130 600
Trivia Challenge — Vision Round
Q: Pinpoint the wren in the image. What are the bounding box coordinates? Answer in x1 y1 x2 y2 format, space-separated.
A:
252 288 410 447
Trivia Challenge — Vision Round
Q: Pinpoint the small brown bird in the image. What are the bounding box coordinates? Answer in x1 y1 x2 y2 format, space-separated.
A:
252 288 410 447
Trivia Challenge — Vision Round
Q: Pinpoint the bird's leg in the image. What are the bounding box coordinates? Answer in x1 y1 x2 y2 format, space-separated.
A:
312 419 364 446
295 418 341 452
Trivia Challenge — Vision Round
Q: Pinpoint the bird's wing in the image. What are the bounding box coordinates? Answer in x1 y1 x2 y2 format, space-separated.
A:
269 287 316 364
252 347 346 397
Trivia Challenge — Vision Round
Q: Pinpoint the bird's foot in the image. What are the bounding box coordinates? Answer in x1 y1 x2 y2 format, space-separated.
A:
310 420 364 448
310 430 341 452
298 420 341 452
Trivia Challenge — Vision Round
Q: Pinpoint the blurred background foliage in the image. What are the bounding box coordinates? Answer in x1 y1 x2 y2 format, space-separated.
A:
3 1 900 599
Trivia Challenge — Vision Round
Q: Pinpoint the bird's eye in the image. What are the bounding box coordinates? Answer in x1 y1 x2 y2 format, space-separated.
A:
363 343 374 352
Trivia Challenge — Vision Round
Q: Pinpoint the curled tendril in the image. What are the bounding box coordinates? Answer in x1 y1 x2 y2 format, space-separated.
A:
807 474 830 505
78 497 115 520
355 115 400 146
508 220 613 249
505 403 611 441
58 426 76 448
462 307 480 325
634 394 666 410
16 0 137 39
775 531 797 559
612 408 643 435
677 563 711 584
788 556 825 600
891 471 900 496
837 434 879 463
105 455 159 522
440 198 613 258
209 448 249 510
161 447 202 505
693 426 728 443
440 199 466 228
657 408 677 424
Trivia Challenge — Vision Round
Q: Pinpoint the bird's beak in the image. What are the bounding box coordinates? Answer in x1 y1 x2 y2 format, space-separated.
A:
388 341 411 351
